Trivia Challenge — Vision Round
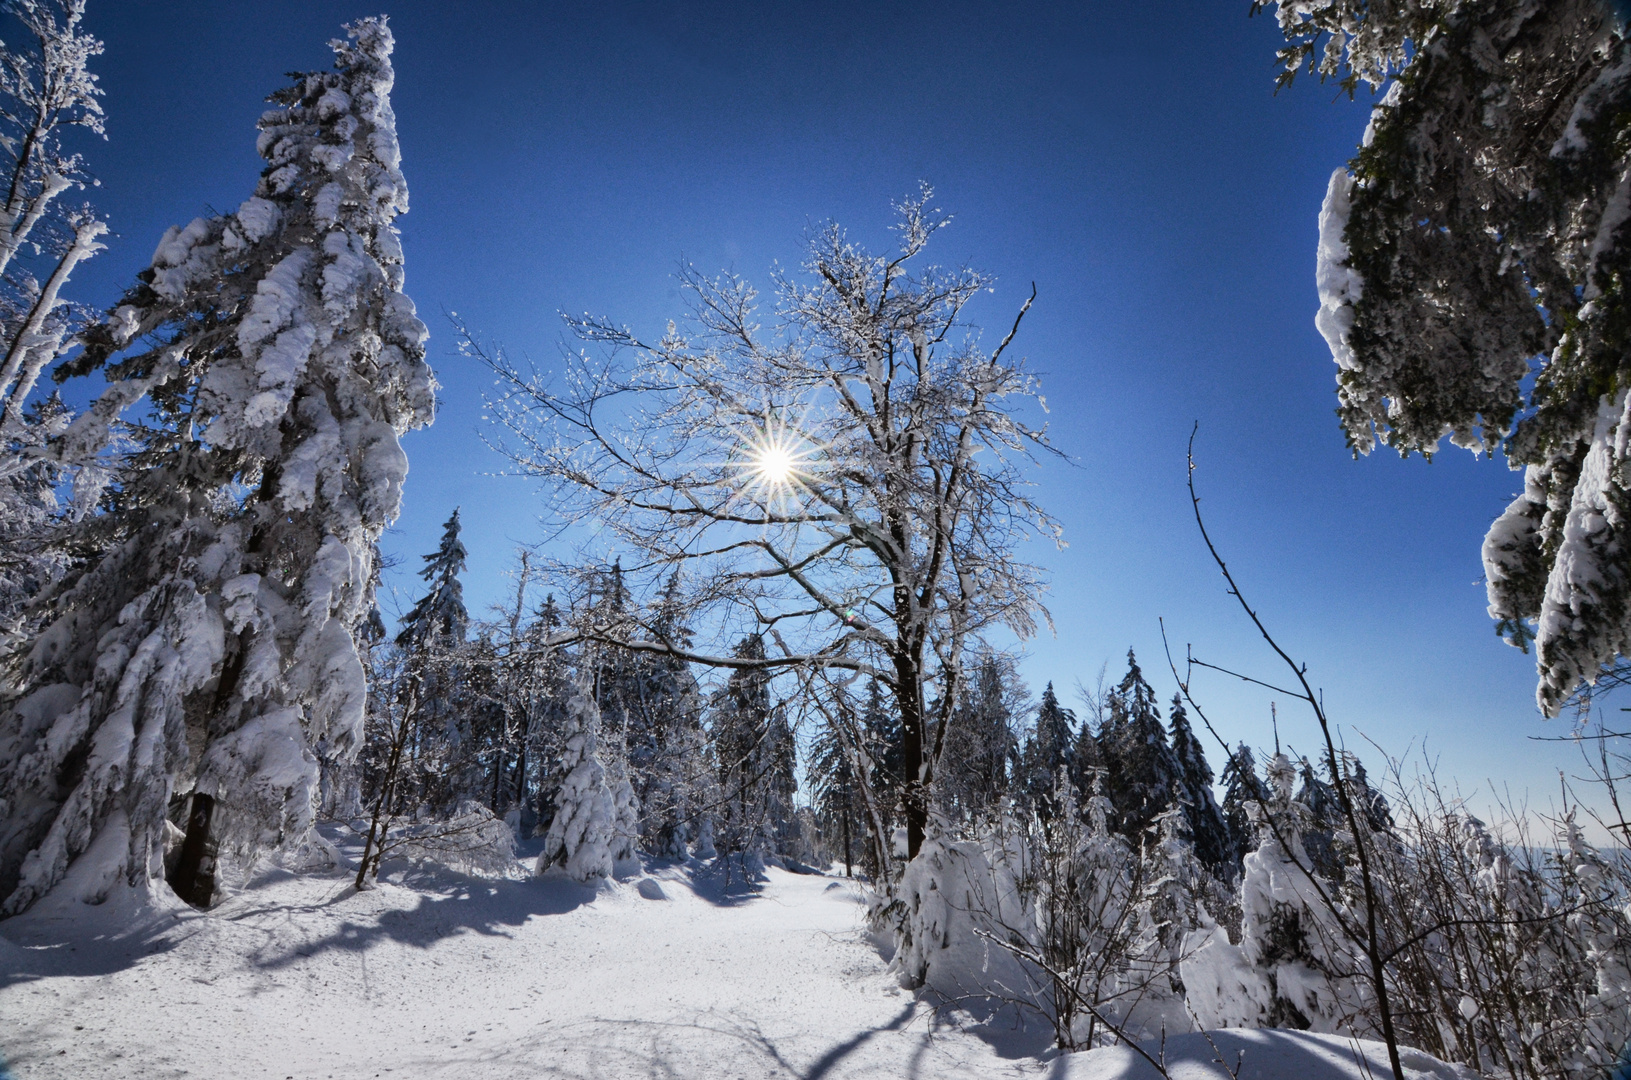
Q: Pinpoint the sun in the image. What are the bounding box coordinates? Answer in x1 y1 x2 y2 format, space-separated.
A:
754 443 796 486
733 416 818 506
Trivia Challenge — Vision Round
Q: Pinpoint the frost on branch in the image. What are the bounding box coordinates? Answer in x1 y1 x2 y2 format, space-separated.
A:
0 16 433 915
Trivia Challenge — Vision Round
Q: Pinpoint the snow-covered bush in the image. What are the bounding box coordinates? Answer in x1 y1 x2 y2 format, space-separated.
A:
1182 752 1367 1034
538 678 615 883
387 800 523 880
1365 767 1631 1080
881 812 1031 1000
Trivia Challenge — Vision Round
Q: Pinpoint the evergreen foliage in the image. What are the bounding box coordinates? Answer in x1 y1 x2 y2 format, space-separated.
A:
1023 681 1077 818
1167 693 1233 869
1275 0 1631 712
0 18 432 914
939 654 1017 823
1098 651 1180 842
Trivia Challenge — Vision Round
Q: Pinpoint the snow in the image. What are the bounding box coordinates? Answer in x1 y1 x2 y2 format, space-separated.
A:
1314 169 1362 377
0 829 1475 1080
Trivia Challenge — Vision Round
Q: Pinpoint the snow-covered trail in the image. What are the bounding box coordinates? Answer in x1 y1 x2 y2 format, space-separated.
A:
0 844 1045 1080
0 838 1476 1080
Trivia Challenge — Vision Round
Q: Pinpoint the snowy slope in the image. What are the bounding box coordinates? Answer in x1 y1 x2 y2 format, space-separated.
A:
0 830 1474 1080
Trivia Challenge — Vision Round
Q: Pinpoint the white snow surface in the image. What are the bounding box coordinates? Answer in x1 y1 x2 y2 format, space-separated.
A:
0 827 1473 1080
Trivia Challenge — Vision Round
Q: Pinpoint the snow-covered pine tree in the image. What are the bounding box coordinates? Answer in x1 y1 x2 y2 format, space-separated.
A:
861 675 902 810
391 508 470 812
1069 702 1104 803
1023 681 1076 818
809 710 863 875
538 675 614 883
396 509 468 650
1294 755 1345 880
1098 650 1179 842
1167 693 1232 869
761 703 798 857
939 654 1018 824
1236 751 1363 1032
520 592 571 836
1271 0 1631 712
1134 801 1217 1001
709 634 799 862
605 745 639 867
621 570 704 857
1219 742 1265 866
0 18 433 914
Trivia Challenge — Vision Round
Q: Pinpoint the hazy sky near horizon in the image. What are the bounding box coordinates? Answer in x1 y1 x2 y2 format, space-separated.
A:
62 1 1603 816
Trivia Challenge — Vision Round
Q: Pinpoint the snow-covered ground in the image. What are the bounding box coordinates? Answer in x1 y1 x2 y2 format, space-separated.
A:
0 829 1473 1080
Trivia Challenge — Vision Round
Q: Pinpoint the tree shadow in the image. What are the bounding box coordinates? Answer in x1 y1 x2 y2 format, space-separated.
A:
0 849 602 987
1041 1028 1422 1080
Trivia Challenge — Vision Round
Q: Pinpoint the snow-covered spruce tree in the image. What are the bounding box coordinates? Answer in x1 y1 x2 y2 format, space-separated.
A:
1166 693 1232 870
391 508 470 811
1133 802 1220 1004
603 569 704 857
0 18 433 914
939 653 1019 825
396 509 468 650
1022 681 1076 819
538 675 615 883
809 705 864 875
1098 651 1180 843
1219 742 1265 869
709 634 799 863
1183 751 1367 1033
471 186 1059 860
1269 0 1631 712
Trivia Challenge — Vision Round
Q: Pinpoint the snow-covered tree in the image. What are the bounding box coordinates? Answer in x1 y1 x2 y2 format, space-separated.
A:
0 17 433 914
1192 751 1366 1032
0 0 107 431
809 708 864 874
1272 0 1631 712
1098 651 1179 842
1166 693 1231 869
939 653 1019 824
708 635 799 861
472 186 1061 859
0 0 107 625
538 676 614 883
396 509 468 651
1022 681 1076 818
1219 742 1264 867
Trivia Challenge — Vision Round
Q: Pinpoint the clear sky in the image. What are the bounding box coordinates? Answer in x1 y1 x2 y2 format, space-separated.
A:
62 1 1603 818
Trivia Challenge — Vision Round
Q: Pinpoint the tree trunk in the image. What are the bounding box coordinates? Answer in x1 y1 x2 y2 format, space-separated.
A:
893 649 928 860
167 792 217 908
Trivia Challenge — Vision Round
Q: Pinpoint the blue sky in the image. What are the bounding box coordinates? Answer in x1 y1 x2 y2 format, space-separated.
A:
63 1 1598 814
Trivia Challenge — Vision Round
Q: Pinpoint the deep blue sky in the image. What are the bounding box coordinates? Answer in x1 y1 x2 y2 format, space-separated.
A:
64 2 1593 813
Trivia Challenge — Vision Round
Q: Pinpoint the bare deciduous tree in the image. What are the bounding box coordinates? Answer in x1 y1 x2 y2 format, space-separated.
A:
468 186 1062 858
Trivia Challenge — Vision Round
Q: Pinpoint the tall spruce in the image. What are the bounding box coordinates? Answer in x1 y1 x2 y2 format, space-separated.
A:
1024 681 1077 817
396 509 468 651
0 18 432 914
1098 650 1179 842
1218 743 1265 864
939 654 1017 823
1167 693 1231 869
809 710 863 875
